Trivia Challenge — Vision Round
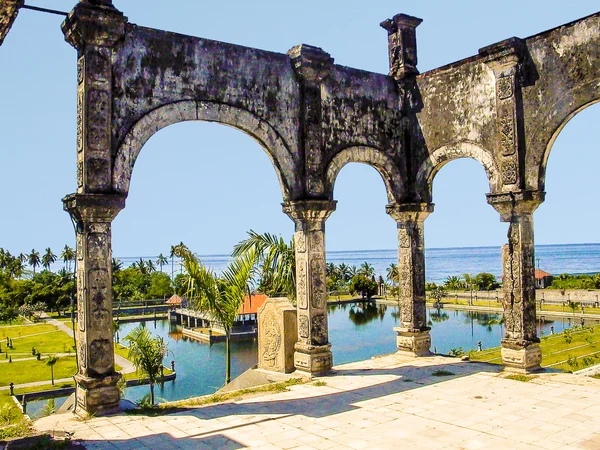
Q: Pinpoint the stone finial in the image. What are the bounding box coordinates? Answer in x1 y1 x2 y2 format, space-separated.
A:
62 0 127 50
287 45 334 84
380 13 423 80
0 0 24 47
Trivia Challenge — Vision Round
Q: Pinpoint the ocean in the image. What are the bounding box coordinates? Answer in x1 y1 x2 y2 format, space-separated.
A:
116 242 600 284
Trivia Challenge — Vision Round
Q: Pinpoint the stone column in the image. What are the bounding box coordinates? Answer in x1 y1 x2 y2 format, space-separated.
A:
386 202 433 356
380 13 423 80
283 200 336 375
488 190 544 372
63 193 125 415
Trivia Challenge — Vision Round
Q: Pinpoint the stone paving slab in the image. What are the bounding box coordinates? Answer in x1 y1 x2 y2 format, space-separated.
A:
34 354 600 449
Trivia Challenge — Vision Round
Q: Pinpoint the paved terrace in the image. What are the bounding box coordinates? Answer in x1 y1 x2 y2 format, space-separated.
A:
34 354 600 449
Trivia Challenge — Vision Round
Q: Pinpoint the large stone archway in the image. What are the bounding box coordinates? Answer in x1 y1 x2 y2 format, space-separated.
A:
33 0 600 414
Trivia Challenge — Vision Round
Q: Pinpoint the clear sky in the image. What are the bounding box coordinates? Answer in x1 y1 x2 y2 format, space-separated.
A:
1 0 599 258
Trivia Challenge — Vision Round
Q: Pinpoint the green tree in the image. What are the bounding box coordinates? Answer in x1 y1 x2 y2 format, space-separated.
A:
474 273 498 291
41 248 57 271
337 263 352 283
232 231 295 301
156 254 168 273
359 262 375 278
349 275 377 299
386 263 399 284
181 246 255 384
444 275 462 290
46 355 59 385
61 245 75 272
28 250 40 274
430 286 447 308
124 325 168 406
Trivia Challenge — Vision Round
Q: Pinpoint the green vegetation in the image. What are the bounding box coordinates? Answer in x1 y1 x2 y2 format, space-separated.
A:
504 374 536 382
159 378 304 411
0 356 77 386
123 325 169 405
180 244 255 385
549 273 600 290
0 326 74 360
472 325 600 372
349 275 378 299
431 369 455 377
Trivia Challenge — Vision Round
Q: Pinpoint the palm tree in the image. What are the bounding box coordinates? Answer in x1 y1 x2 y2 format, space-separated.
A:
337 263 352 283
146 260 156 273
61 245 75 272
386 263 399 284
28 250 40 274
444 275 463 290
232 231 295 300
359 261 375 278
181 245 256 384
41 248 57 272
112 258 123 273
123 325 168 406
46 355 59 385
156 254 168 273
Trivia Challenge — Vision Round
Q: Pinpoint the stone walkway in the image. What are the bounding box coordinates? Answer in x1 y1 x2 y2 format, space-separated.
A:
33 354 600 449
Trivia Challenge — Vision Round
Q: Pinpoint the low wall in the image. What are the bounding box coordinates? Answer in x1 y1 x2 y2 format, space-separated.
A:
444 289 600 306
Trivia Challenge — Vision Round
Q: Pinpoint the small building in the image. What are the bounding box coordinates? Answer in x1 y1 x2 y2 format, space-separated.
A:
535 269 554 289
166 294 182 309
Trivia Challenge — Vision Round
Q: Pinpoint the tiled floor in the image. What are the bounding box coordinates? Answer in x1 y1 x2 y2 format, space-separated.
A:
34 354 600 449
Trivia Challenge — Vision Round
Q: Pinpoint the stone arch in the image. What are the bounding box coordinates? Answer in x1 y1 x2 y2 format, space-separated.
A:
415 142 502 202
112 100 300 200
536 95 600 190
324 146 404 203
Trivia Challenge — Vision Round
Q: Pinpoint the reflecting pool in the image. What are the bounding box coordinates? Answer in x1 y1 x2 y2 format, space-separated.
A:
119 303 586 404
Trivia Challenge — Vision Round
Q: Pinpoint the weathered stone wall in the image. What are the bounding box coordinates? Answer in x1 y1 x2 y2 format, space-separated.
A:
521 12 600 191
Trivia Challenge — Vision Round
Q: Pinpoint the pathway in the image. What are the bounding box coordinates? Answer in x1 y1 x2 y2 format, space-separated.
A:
33 354 600 449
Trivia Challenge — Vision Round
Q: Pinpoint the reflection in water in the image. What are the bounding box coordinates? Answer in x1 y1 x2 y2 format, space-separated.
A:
346 302 387 326
428 307 450 325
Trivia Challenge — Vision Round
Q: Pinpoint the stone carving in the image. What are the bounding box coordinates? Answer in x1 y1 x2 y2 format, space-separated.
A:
77 56 84 85
298 315 309 338
78 339 86 368
87 51 108 83
497 75 513 100
498 111 515 156
261 310 281 368
398 228 410 248
310 258 325 308
296 261 307 309
77 289 85 332
77 89 84 153
89 269 110 328
295 231 306 253
87 89 109 150
502 160 517 185
89 339 112 375
87 232 108 261
311 314 327 345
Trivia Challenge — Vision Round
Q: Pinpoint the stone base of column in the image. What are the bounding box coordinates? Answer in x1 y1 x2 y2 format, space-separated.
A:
74 372 121 416
501 340 542 372
294 342 333 376
394 327 431 357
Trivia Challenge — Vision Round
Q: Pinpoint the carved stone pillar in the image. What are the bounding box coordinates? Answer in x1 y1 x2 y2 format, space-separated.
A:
380 14 423 80
283 200 336 375
386 202 433 356
0 0 24 47
288 44 333 197
62 0 127 194
63 193 125 415
481 38 527 190
488 190 544 372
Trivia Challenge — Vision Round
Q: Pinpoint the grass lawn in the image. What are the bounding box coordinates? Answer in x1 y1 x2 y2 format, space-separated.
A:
0 324 75 359
471 324 600 372
0 356 78 387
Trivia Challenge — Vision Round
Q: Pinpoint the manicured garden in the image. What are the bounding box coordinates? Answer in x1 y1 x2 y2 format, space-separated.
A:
471 324 600 372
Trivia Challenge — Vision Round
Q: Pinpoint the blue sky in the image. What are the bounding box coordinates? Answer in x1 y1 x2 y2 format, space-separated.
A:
1 1 599 258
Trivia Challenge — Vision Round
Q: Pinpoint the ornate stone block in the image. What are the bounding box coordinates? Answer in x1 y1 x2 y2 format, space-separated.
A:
394 327 431 357
257 298 297 373
294 342 332 375
501 343 541 372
